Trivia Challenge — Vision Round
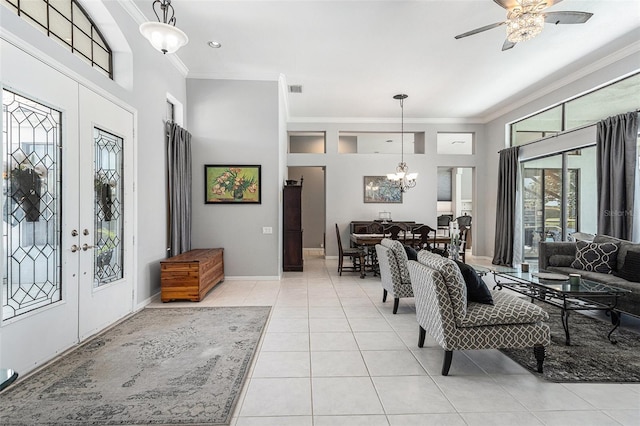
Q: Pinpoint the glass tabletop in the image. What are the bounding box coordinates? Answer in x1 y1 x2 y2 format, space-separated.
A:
495 269 630 295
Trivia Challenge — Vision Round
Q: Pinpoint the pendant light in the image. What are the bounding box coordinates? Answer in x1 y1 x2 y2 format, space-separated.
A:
387 94 417 192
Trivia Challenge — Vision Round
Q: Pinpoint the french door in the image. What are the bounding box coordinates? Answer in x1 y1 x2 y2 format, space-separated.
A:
0 40 134 374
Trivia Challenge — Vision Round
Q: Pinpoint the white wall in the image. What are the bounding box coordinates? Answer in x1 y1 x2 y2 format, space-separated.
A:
187 79 282 278
287 122 484 257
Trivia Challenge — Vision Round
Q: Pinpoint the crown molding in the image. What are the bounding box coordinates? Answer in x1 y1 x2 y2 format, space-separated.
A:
482 39 640 124
286 116 484 125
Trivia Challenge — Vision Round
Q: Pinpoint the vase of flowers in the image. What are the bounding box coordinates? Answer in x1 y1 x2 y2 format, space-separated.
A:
211 168 258 201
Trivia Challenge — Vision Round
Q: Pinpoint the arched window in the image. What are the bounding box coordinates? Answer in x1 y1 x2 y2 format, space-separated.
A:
2 0 113 79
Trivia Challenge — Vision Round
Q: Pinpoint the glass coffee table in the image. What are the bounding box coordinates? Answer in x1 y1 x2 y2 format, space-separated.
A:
471 265 630 346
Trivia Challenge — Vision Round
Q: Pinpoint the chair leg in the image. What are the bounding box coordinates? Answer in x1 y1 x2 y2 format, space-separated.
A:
393 298 399 314
418 326 426 348
338 256 343 276
442 350 453 376
534 344 546 373
382 289 387 303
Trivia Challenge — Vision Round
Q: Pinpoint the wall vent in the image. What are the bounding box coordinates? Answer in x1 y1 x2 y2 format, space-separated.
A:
288 85 303 93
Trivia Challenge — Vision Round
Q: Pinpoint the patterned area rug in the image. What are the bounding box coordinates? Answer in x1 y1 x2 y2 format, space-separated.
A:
501 304 640 383
0 306 271 425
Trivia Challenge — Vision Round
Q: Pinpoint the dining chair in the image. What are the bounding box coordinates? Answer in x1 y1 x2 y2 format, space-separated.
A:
456 215 472 228
335 224 365 276
383 224 404 242
437 215 453 236
411 224 437 251
458 225 470 263
366 222 384 234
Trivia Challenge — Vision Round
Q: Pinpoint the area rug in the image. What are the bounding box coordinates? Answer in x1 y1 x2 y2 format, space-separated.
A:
0 306 271 425
500 304 640 383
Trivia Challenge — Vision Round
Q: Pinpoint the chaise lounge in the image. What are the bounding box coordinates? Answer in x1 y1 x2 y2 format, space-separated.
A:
408 251 550 375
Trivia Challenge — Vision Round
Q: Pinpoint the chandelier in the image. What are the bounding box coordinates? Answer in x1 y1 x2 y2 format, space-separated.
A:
387 94 417 193
139 0 189 54
506 0 546 43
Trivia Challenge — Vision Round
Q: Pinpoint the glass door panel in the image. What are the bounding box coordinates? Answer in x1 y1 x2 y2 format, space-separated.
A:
566 147 597 235
2 90 61 319
522 154 563 260
94 128 123 286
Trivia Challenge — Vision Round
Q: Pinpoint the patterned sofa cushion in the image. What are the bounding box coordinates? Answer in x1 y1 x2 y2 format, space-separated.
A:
381 238 410 284
459 291 549 328
417 251 467 323
571 241 619 274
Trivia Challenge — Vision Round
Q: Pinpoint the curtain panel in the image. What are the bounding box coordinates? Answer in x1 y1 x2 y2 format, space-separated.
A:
597 112 638 240
493 146 520 266
167 122 192 257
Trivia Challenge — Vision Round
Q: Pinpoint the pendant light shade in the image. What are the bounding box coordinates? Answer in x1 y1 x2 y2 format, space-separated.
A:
139 0 189 54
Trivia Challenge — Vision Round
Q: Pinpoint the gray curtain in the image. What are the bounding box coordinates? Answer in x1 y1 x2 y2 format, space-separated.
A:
492 146 520 266
167 122 192 257
597 112 638 240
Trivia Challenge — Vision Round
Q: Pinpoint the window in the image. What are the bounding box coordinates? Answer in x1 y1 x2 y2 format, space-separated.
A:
511 72 640 147
2 0 113 79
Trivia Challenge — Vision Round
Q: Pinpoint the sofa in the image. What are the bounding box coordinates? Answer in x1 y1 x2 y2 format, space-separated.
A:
375 238 414 314
538 234 640 317
408 251 550 375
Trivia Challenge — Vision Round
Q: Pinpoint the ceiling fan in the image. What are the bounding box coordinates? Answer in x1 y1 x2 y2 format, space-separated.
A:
455 0 593 51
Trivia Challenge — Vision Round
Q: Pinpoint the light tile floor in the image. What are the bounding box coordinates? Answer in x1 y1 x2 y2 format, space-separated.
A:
149 253 640 426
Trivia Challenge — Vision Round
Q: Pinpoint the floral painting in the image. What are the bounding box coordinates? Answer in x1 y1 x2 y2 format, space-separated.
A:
363 176 402 203
205 165 261 204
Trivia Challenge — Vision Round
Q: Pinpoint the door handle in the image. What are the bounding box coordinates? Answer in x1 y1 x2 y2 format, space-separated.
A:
82 244 96 251
71 245 79 253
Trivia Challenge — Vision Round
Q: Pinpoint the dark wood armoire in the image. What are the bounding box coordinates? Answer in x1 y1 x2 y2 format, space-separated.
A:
283 183 303 271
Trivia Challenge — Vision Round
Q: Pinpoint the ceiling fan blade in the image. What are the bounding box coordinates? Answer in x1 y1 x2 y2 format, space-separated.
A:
544 11 593 25
502 39 517 51
455 21 506 39
494 0 563 10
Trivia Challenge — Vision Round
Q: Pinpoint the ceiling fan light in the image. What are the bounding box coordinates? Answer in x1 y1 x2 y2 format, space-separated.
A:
507 12 545 43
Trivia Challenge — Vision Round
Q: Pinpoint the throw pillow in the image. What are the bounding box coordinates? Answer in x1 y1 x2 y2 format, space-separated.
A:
549 254 575 267
614 250 640 281
454 260 494 305
403 245 418 261
570 241 619 274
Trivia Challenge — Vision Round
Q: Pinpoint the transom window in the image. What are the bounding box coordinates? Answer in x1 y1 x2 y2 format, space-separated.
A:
1 0 113 79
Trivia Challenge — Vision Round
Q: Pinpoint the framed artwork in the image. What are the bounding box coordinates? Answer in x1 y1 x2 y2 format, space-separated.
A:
363 176 402 204
204 165 261 204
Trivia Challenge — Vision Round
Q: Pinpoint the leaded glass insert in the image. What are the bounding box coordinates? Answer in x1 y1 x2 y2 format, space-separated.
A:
1 0 113 79
2 90 62 320
94 128 123 286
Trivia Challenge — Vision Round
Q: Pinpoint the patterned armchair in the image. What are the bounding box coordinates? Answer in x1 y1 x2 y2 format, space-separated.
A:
407 251 550 375
375 238 414 314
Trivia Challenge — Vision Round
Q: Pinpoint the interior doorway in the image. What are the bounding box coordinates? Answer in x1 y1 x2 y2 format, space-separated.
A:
287 166 326 258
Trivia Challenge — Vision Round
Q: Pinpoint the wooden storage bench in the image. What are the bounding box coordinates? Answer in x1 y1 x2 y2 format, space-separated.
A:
160 248 224 302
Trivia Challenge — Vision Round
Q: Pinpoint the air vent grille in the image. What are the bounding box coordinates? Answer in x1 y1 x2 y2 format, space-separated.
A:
288 85 303 93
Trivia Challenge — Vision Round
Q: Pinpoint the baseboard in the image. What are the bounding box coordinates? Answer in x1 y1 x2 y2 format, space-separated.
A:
225 276 281 281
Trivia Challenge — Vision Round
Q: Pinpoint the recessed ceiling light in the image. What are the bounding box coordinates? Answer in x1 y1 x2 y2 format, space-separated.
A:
208 41 222 48
386 139 393 143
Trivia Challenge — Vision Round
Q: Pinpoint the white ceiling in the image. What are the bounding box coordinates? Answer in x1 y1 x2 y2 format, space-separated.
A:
132 0 640 122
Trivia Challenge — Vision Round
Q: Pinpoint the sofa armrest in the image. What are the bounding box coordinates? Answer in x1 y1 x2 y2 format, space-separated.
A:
538 242 576 271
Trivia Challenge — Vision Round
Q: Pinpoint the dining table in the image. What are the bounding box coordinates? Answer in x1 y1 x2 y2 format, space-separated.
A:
350 232 452 278
350 233 451 247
